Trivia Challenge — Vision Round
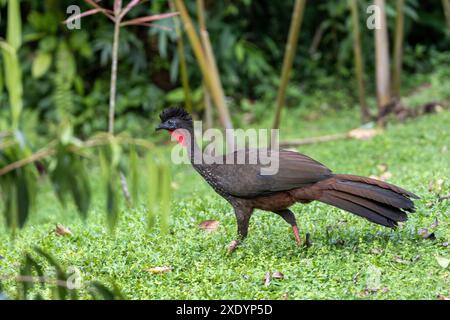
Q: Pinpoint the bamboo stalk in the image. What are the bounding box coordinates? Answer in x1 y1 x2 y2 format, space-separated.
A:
349 0 370 123
443 0 450 29
374 0 391 126
169 0 193 112
392 0 405 99
272 0 306 132
173 0 233 137
196 0 213 129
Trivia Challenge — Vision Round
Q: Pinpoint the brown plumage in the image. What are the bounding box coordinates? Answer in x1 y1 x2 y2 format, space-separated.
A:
157 107 419 251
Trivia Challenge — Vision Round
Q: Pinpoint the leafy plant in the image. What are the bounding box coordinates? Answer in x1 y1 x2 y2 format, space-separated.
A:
64 0 179 134
1 247 125 300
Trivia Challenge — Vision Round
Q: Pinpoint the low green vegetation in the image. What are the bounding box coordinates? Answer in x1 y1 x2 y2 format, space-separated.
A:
1 108 449 300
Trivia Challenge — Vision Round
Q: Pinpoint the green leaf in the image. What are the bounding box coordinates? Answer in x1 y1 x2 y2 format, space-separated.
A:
159 163 171 233
0 41 23 130
32 52 52 78
34 247 68 300
129 145 139 205
106 172 120 231
7 0 22 50
436 256 450 269
146 154 158 230
19 254 34 299
88 282 119 300
68 158 91 220
16 168 30 228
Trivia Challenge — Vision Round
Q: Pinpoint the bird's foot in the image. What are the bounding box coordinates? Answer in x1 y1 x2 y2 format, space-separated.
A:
292 225 302 246
227 240 239 255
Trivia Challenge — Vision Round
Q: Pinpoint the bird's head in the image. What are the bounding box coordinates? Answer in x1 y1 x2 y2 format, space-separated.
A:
156 107 193 146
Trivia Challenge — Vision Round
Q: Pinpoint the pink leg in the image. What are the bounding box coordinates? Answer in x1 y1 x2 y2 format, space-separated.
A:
292 225 302 245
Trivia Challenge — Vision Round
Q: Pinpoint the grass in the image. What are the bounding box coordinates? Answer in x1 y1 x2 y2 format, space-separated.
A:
1 108 449 300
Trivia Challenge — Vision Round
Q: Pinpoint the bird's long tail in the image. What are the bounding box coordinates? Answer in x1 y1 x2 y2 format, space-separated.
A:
316 174 419 227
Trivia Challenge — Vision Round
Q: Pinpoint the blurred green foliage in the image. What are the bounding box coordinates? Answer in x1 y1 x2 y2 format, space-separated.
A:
0 0 448 137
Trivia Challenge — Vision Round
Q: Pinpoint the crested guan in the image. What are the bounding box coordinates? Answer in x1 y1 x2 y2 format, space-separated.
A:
156 107 419 252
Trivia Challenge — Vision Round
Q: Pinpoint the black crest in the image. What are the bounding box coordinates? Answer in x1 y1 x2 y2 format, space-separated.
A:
159 107 192 123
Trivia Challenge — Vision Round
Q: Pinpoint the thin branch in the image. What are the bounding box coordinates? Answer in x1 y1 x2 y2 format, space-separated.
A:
0 147 56 176
120 12 179 27
0 136 155 176
119 0 141 20
0 274 72 289
108 17 121 134
280 133 348 147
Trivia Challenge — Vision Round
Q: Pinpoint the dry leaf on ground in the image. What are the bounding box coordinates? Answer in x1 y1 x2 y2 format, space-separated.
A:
145 266 173 274
348 128 380 140
54 224 72 236
271 271 284 279
199 220 220 232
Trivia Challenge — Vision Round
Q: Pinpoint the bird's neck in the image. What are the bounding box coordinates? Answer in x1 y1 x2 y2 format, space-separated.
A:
176 126 203 169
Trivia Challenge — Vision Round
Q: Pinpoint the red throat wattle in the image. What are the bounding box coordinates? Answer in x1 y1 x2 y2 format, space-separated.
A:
169 130 187 146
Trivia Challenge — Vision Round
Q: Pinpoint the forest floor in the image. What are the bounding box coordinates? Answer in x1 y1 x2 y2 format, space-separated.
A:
1 107 449 299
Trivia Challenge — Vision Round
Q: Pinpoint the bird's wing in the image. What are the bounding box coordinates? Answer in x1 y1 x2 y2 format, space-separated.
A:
210 149 333 198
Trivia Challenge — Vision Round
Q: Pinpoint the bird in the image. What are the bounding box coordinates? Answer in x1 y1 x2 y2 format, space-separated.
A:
156 107 419 252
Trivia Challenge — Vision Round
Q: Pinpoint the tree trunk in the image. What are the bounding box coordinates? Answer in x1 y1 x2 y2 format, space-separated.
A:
374 0 391 126
392 0 405 100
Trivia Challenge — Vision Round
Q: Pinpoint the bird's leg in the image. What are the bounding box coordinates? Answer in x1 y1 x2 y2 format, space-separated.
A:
274 209 302 245
228 205 252 254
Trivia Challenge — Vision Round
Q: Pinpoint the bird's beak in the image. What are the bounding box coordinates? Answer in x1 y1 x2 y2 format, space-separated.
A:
155 123 169 131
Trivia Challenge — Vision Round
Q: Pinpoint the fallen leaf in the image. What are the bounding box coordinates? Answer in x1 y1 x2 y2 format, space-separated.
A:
394 256 409 264
348 128 380 140
54 224 72 236
437 294 450 300
281 292 289 300
271 271 284 279
371 248 383 255
369 171 392 182
263 272 271 287
199 220 220 233
436 256 450 269
145 266 172 274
